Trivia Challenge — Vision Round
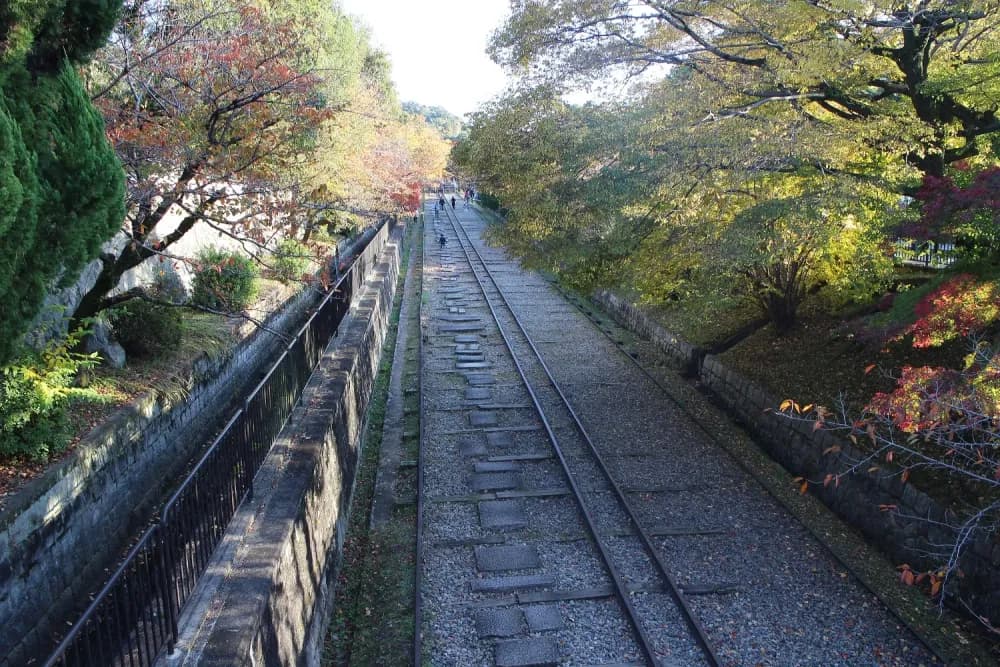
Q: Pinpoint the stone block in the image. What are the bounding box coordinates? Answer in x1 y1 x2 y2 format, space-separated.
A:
474 545 541 572
901 483 930 515
466 373 495 386
457 361 492 370
465 387 492 401
460 439 487 457
487 432 514 448
441 323 485 333
474 607 525 638
479 500 528 530
471 472 521 492
470 411 498 427
523 604 564 632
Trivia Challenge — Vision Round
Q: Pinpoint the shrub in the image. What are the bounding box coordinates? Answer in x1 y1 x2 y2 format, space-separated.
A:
108 300 184 359
271 238 310 283
0 330 99 460
904 274 1000 348
150 264 188 304
191 247 258 312
478 192 502 211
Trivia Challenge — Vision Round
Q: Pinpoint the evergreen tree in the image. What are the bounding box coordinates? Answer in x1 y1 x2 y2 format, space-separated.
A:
0 0 125 365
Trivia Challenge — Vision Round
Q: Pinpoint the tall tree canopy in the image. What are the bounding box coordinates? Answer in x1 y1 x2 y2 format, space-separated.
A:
492 1 1000 180
402 101 465 139
0 0 125 365
456 1 1000 330
74 0 448 321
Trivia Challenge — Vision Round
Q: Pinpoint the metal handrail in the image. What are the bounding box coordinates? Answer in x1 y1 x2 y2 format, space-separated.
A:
44 217 395 667
892 238 959 269
161 409 245 524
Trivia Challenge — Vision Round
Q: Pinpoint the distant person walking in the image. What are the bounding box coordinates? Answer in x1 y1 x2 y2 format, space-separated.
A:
450 196 456 209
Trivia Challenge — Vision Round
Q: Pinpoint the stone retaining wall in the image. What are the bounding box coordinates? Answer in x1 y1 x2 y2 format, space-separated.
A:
593 290 1000 624
593 290 701 373
0 227 394 665
166 227 402 665
0 289 320 665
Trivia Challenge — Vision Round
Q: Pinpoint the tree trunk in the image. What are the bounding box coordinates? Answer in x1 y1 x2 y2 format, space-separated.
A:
70 197 213 327
767 295 798 335
72 257 119 324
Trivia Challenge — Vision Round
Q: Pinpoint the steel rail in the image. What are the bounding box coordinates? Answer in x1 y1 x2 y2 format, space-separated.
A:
442 202 722 666
438 204 665 666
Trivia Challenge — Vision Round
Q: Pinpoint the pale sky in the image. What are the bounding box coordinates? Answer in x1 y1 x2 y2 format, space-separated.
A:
339 0 513 118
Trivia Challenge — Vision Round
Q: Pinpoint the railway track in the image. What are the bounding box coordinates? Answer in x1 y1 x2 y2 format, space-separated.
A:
415 195 939 666
416 197 717 666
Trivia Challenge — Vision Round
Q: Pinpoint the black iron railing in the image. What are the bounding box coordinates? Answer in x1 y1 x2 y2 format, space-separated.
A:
44 218 395 667
892 238 959 269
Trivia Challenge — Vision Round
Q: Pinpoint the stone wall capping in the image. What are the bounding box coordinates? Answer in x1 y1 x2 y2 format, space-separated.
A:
170 227 403 665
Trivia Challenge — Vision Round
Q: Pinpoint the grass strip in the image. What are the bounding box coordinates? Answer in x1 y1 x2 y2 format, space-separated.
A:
323 223 421 667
